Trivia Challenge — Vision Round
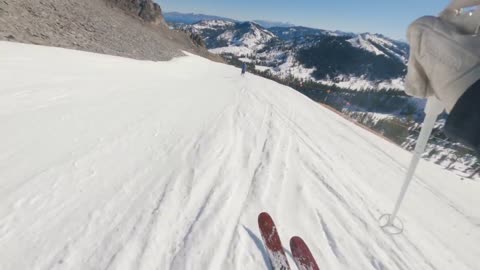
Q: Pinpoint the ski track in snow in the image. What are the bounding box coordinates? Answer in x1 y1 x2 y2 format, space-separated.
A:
0 41 479 270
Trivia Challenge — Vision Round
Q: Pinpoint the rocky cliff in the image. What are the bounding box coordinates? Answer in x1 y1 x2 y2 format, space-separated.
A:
105 0 166 26
0 0 220 61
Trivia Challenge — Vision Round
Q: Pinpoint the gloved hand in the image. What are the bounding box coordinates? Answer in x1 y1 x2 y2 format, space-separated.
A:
405 2 480 112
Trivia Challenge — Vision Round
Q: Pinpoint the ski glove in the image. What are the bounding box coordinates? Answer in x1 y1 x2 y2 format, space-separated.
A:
405 13 480 112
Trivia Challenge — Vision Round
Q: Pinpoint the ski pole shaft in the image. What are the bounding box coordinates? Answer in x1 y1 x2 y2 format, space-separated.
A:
388 98 444 224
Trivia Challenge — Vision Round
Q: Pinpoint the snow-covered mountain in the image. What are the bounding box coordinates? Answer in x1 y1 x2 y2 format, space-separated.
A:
252 20 295 28
164 12 294 29
164 12 237 25
177 21 409 90
1 41 479 270
186 20 276 56
346 33 408 62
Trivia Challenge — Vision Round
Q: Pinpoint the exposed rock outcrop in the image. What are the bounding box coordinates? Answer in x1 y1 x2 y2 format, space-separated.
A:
0 0 221 61
105 0 166 26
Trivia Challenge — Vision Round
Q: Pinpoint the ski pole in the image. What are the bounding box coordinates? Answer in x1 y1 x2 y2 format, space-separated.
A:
387 97 444 225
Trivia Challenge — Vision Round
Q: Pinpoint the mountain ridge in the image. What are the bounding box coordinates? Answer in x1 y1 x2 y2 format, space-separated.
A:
164 11 296 29
172 18 409 90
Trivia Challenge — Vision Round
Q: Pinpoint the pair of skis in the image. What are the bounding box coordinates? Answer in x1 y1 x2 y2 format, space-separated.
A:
258 212 320 270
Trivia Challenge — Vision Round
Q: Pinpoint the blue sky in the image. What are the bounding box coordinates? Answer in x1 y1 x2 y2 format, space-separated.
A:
157 0 450 39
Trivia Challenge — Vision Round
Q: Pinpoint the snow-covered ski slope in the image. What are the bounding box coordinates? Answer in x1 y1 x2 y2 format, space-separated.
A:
0 41 479 270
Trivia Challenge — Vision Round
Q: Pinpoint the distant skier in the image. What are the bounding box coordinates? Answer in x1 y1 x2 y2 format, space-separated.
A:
404 1 480 153
241 62 247 76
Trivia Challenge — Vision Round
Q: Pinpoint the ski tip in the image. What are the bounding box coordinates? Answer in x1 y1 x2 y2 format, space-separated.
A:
290 236 320 270
290 236 303 247
258 212 272 223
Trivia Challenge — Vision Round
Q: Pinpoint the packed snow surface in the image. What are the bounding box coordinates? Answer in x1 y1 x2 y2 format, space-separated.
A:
0 42 479 270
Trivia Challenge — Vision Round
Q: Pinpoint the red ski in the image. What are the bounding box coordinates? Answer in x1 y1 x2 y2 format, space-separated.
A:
290 236 320 270
258 212 291 270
